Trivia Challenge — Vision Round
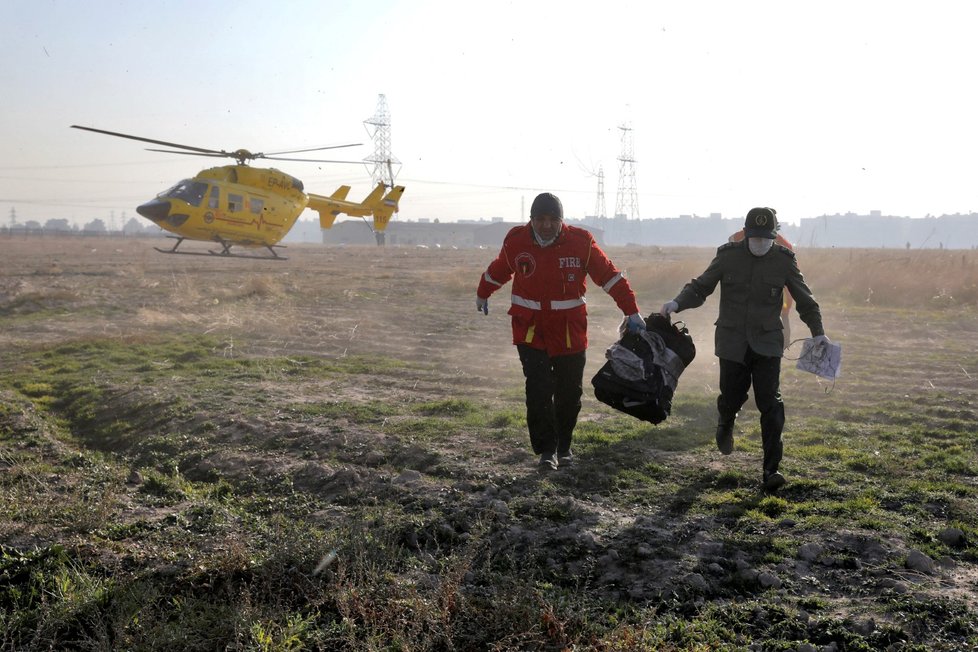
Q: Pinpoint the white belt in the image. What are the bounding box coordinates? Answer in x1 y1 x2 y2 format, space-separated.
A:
511 294 585 311
550 298 586 310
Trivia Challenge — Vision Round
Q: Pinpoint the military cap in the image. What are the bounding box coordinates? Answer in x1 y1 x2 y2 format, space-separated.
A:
744 207 778 239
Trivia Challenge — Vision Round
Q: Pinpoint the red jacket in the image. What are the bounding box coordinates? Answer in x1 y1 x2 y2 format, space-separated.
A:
477 223 639 356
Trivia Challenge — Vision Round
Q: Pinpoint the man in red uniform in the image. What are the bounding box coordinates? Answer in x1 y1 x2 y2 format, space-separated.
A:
476 192 645 471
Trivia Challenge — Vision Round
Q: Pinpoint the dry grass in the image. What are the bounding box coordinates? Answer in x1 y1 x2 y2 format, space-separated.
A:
608 246 978 310
805 248 978 307
1 235 976 651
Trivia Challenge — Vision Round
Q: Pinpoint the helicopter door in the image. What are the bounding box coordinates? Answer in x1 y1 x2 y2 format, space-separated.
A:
204 185 220 224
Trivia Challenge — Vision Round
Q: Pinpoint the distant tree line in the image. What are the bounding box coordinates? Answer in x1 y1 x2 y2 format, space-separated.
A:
1 217 164 237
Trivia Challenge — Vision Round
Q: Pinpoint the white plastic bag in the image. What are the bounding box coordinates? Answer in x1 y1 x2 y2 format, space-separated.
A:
795 338 842 380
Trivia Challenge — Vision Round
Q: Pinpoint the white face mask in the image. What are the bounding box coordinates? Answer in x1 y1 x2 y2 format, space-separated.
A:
748 237 774 257
532 222 561 247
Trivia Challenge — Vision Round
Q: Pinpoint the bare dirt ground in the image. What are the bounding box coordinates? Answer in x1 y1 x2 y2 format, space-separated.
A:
2 234 977 649
0 236 775 494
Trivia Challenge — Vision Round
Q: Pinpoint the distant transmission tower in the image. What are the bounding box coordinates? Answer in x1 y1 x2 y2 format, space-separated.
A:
363 94 401 189
614 123 639 219
594 165 607 218
9 207 16 227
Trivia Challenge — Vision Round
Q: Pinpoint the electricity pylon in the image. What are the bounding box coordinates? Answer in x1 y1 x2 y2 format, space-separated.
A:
594 165 607 218
363 94 401 189
614 123 639 219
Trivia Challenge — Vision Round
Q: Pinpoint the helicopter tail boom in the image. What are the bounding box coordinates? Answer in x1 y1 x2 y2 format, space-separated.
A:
310 183 405 232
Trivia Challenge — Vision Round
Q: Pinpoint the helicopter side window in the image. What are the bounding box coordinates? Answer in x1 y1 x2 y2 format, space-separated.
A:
163 180 208 207
227 193 244 212
208 186 220 210
249 198 264 215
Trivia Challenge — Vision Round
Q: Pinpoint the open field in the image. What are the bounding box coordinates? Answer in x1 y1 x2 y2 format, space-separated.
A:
1 234 977 651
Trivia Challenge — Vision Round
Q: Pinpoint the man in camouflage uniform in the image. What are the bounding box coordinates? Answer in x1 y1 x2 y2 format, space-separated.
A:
660 207 830 491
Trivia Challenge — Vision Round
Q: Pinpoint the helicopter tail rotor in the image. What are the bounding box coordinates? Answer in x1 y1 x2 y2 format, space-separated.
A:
371 185 405 232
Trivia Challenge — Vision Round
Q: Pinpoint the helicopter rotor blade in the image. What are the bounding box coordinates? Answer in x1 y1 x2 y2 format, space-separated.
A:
263 143 362 156
74 125 363 165
259 156 366 164
71 125 223 155
144 149 360 164
145 148 230 158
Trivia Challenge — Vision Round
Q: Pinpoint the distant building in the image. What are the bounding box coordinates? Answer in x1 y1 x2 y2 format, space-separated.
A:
316 219 605 248
582 211 978 249
282 218 324 244
140 210 978 250
798 212 978 249
579 213 790 247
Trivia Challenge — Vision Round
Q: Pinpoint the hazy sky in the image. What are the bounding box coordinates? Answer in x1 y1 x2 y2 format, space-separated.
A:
2 0 976 227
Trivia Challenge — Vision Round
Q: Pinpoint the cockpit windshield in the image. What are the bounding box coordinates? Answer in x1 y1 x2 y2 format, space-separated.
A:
160 180 208 207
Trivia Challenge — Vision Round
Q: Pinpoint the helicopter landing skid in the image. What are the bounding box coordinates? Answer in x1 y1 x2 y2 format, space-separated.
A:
153 236 288 260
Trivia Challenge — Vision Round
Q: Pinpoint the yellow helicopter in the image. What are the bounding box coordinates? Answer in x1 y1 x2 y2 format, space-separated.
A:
71 125 405 259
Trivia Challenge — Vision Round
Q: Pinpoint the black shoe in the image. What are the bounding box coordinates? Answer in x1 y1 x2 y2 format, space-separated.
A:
763 470 786 492
538 452 558 471
557 448 574 465
715 423 734 455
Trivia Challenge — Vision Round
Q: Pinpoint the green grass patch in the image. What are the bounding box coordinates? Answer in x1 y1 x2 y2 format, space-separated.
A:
293 400 399 423
1 269 977 650
384 416 456 441
411 398 477 417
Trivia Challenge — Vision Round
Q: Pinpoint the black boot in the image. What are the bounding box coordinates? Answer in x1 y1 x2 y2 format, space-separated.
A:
763 469 786 492
538 452 558 471
715 421 734 455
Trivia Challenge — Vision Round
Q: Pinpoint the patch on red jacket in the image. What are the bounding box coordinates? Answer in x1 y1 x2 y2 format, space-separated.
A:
515 252 536 277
